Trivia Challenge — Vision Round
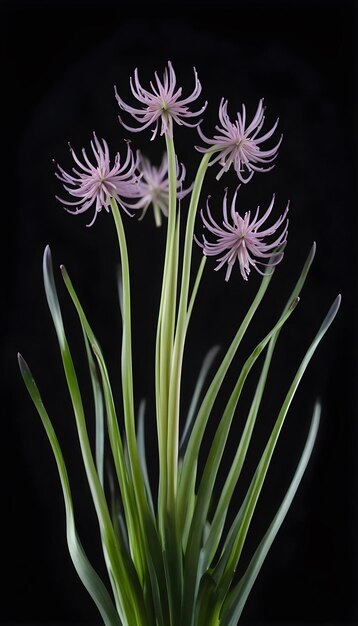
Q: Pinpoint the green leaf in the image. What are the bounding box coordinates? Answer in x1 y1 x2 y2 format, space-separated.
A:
61 262 147 582
220 401 321 626
43 246 145 625
179 345 220 453
177 267 273 543
107 461 130 554
181 297 299 626
62 261 173 626
137 400 155 516
18 354 122 626
203 243 317 565
215 294 341 592
83 331 105 487
62 253 171 626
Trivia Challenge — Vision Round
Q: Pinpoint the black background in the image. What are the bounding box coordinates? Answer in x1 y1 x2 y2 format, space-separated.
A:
2 0 357 624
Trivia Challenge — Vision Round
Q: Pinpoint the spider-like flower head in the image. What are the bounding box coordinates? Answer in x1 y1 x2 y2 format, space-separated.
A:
196 98 282 183
131 152 192 226
114 61 207 141
198 187 288 281
54 133 139 226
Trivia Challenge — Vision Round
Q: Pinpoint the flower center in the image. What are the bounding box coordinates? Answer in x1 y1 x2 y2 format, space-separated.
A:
149 185 159 200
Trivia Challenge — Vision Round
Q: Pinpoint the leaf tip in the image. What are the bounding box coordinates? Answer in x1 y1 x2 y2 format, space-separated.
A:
331 293 342 317
43 244 53 272
17 352 29 376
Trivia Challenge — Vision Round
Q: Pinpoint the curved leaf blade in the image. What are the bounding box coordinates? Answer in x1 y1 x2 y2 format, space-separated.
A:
220 401 321 626
216 295 341 589
179 345 220 453
18 353 123 626
203 242 317 564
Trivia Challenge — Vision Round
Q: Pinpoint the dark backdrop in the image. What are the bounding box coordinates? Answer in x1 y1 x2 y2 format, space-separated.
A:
2 0 357 624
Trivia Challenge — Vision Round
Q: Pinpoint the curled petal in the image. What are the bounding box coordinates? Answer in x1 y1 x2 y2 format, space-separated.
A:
197 188 288 281
115 62 206 139
196 98 281 183
54 132 139 226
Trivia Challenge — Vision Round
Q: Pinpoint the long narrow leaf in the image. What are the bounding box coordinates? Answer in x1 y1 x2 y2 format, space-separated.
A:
220 401 321 626
181 297 299 626
179 345 220 453
203 242 317 564
18 354 123 626
177 267 274 539
216 295 341 589
61 263 169 626
83 331 105 487
60 263 147 581
137 400 155 516
107 460 130 554
43 246 145 624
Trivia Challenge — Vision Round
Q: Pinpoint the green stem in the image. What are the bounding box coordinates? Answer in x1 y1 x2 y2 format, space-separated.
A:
155 134 178 529
155 295 167 531
166 153 211 511
177 152 211 315
110 199 148 549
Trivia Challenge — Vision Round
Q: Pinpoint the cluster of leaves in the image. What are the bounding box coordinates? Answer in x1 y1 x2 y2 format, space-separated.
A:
19 235 339 626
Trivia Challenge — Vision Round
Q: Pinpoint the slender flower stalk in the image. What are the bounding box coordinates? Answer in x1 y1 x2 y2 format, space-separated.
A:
157 133 179 521
196 98 282 182
109 198 149 543
54 133 139 226
198 188 289 281
115 61 207 140
166 152 211 515
131 152 191 226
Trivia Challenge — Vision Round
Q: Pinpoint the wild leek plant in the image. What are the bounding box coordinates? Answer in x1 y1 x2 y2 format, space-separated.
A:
18 62 340 626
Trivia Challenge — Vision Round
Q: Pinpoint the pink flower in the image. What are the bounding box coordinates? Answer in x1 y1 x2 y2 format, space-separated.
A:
196 98 282 183
114 61 207 140
54 133 139 226
130 152 192 226
198 188 288 281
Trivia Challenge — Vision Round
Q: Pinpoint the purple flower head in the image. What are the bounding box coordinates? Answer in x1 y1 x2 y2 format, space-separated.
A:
54 133 139 226
196 98 282 183
198 187 288 281
130 152 192 226
114 61 207 141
